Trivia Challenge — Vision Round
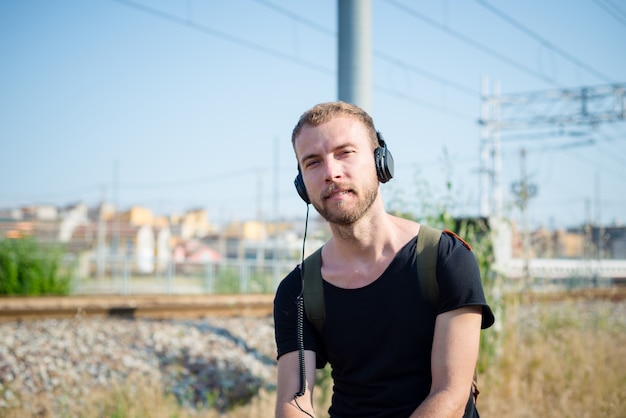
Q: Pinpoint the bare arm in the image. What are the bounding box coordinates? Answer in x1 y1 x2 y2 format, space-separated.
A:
276 350 318 418
409 306 483 418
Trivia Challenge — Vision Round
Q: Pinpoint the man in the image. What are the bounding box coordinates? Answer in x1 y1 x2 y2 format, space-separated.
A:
274 101 495 418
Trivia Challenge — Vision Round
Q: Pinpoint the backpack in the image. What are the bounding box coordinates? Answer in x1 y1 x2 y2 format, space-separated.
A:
301 225 480 403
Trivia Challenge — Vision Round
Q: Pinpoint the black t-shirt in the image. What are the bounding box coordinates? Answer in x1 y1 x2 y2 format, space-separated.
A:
274 231 495 418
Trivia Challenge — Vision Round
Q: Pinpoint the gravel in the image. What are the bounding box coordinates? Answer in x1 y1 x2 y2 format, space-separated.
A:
0 315 277 415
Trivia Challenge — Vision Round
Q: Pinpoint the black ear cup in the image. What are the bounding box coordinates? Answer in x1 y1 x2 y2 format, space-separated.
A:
294 171 311 204
374 132 394 183
293 131 394 203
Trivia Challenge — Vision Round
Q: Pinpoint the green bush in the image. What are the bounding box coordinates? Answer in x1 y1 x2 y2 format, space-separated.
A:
0 237 71 295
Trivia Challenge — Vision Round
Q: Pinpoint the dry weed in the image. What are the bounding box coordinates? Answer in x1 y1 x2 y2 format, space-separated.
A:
478 298 626 418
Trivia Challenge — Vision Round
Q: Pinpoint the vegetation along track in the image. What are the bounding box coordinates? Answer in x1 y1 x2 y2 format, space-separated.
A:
0 294 275 321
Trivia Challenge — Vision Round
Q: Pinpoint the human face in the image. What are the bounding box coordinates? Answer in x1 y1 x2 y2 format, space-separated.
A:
294 117 379 225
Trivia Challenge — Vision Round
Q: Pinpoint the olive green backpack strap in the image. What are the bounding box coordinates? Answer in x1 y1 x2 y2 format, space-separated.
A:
417 225 481 404
415 225 443 308
302 246 325 336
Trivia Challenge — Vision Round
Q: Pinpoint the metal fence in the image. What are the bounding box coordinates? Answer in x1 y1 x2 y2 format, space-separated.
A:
64 254 626 295
67 254 298 295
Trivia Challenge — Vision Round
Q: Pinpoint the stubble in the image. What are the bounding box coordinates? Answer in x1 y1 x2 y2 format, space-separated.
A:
313 181 379 226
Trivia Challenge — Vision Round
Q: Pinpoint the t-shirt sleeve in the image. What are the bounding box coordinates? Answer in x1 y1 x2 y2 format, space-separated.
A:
273 267 327 367
436 232 495 329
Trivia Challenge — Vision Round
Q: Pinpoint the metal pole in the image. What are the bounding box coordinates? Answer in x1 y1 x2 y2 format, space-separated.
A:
493 81 503 219
480 76 491 217
338 0 372 111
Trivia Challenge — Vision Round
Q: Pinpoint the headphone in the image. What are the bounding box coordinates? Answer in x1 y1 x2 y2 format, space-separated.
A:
294 131 395 204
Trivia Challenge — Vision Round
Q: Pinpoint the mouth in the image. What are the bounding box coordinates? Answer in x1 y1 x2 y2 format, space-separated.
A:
323 186 353 200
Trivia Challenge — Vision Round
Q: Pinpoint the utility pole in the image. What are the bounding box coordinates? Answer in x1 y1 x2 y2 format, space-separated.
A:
256 168 263 222
96 186 107 280
511 148 537 288
256 167 265 267
273 136 279 225
480 77 491 217
112 160 120 278
595 170 603 286
479 77 504 219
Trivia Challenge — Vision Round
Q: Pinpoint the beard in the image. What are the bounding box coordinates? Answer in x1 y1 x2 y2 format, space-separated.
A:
312 181 379 226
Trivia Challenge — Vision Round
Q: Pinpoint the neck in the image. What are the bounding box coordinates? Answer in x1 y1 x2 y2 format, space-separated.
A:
327 201 393 258
322 193 420 264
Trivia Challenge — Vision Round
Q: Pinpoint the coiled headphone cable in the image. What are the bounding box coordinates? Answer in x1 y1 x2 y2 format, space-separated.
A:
294 204 314 417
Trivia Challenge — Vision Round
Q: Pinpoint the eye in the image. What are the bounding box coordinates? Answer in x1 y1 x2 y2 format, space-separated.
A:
304 159 319 169
339 149 354 158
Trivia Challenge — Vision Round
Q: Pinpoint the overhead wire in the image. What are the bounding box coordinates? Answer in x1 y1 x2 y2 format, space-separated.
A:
212 0 482 117
252 0 619 100
564 145 625 178
107 0 619 109
108 0 334 76
3 185 104 204
383 0 563 87
373 83 475 119
593 0 626 27
252 0 479 99
593 131 626 168
122 168 262 190
251 0 335 36
474 0 616 83
373 50 477 97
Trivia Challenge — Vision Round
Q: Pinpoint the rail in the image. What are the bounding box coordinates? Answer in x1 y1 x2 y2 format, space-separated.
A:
0 294 275 321
3 288 626 322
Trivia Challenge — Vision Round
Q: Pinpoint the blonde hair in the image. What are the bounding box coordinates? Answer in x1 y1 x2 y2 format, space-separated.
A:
291 101 378 149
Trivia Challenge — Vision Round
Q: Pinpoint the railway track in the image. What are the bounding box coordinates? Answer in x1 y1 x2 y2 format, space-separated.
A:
0 294 275 321
1 287 624 322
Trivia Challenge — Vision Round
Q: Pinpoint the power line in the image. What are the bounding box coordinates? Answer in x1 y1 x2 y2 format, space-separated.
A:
594 133 626 167
374 51 476 97
252 0 479 101
373 83 474 120
108 0 334 75
114 0 479 120
122 168 262 190
383 0 562 87
3 185 103 203
251 0 335 36
524 138 626 180
564 146 625 178
593 0 626 27
475 0 615 83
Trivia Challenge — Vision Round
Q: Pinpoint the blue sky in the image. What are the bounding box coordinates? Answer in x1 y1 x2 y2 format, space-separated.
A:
1 0 625 229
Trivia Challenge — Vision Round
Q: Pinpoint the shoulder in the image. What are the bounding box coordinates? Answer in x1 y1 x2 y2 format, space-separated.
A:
443 229 472 250
274 267 302 308
438 230 475 260
435 230 481 294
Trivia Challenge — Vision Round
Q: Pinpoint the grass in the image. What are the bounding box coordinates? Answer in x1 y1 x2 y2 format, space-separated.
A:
0 375 277 418
2 294 624 418
477 296 626 418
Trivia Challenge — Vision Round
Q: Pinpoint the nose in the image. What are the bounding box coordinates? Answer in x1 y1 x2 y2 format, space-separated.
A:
321 157 342 183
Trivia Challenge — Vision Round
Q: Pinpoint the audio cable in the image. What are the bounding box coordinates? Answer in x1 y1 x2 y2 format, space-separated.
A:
294 204 314 417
